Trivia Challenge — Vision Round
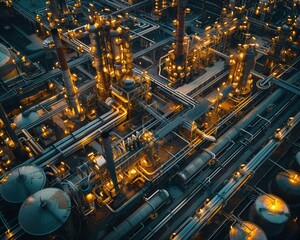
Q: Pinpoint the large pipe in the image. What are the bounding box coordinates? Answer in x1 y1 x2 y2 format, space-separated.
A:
177 71 300 183
174 0 187 65
51 29 82 118
104 189 169 240
88 25 110 99
101 131 120 194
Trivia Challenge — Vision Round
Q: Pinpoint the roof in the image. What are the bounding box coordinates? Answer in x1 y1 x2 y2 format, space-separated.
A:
0 164 46 203
19 188 72 236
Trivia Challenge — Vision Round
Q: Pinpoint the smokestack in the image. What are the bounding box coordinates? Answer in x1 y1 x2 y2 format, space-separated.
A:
175 0 187 66
58 0 69 15
48 0 61 20
88 25 110 99
51 29 83 119
101 132 120 195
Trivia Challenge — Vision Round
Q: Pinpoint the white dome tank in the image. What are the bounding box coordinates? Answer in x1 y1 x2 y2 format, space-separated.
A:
229 221 267 240
250 194 290 237
0 164 46 203
0 43 18 81
14 110 40 128
273 170 300 205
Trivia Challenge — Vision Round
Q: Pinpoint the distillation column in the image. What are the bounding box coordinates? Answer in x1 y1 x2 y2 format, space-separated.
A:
88 25 110 99
51 29 83 120
165 0 189 83
264 24 291 74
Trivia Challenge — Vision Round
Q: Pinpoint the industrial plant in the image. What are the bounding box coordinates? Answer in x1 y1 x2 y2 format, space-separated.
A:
0 0 300 239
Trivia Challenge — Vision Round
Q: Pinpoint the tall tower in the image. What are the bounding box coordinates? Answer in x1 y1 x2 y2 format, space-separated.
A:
165 0 190 84
51 29 84 120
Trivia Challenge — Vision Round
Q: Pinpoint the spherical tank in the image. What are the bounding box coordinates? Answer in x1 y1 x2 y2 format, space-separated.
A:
229 221 267 240
0 164 46 203
0 43 18 81
18 188 72 236
250 194 290 237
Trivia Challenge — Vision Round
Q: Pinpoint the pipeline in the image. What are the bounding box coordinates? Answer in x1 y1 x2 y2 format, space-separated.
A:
172 111 300 240
177 71 300 184
103 189 169 240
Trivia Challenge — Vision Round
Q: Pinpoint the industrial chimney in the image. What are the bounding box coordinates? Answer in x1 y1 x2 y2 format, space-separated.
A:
175 0 187 66
88 24 110 99
101 132 120 195
51 29 83 120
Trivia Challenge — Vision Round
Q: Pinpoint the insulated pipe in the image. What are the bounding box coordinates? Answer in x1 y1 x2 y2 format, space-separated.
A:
88 25 110 99
51 29 82 118
102 131 120 194
175 0 187 65
104 189 169 240
177 71 300 183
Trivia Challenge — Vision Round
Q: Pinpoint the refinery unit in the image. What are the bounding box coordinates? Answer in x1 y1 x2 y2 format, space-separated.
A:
0 0 300 240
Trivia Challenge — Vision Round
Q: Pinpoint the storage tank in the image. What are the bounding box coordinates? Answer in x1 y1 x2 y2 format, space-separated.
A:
14 110 40 129
0 43 18 81
272 170 300 205
104 189 169 240
229 221 267 240
0 164 46 204
250 194 290 237
18 188 74 238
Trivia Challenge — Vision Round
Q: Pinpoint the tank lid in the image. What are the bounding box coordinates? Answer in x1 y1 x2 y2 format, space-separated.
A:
254 194 290 224
18 188 71 236
276 170 300 196
14 110 40 128
0 164 46 203
229 221 267 240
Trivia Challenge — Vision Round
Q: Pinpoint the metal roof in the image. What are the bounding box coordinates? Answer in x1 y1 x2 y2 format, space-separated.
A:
19 188 72 236
0 164 46 203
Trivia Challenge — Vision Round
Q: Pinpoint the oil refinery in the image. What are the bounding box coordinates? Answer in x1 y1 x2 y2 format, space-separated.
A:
1 0 300 239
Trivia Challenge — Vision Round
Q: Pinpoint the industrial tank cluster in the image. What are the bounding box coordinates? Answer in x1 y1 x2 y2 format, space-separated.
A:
0 165 75 238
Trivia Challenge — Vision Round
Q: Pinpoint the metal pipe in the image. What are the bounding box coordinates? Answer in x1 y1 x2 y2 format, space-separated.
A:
51 28 82 119
104 189 169 240
102 131 120 194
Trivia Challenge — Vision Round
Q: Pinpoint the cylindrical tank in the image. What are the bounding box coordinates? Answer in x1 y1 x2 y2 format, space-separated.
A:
0 44 18 81
104 189 169 240
272 170 300 205
229 221 267 240
250 194 290 237
0 164 46 204
18 188 73 237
